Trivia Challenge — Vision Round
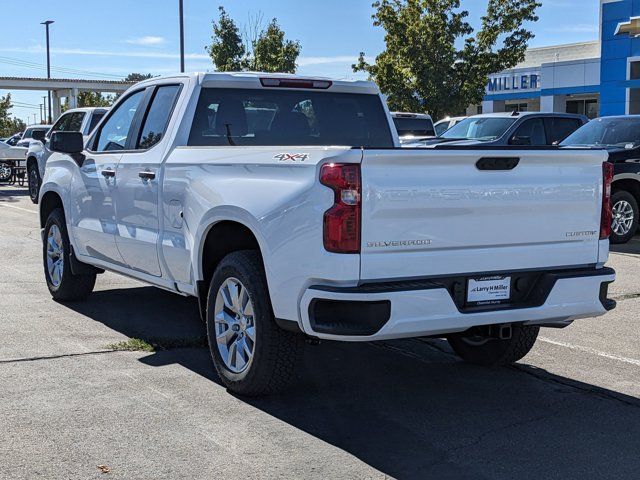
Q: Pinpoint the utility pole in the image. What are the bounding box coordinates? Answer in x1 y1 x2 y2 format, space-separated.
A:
41 20 54 123
39 104 43 123
179 0 185 73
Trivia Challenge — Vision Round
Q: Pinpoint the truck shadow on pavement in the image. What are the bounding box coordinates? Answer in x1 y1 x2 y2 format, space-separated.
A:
65 286 640 480
610 235 640 255
0 187 29 203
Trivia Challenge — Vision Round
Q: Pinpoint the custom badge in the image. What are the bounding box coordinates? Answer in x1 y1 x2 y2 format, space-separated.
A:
274 153 309 162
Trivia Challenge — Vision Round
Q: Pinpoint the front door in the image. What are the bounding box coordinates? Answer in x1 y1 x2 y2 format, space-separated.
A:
69 89 147 266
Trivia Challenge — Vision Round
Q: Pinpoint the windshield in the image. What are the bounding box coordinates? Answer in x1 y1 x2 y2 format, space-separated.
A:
560 117 640 148
393 117 435 137
440 117 516 141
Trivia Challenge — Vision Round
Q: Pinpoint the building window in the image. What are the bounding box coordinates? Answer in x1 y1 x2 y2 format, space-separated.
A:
631 61 640 80
629 89 640 114
505 103 528 113
566 99 599 119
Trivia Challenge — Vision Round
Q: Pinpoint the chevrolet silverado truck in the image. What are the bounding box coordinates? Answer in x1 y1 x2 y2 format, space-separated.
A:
38 73 616 396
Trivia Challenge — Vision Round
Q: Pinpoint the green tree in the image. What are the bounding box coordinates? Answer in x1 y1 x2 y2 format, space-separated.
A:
62 91 115 113
353 0 540 119
249 19 301 73
206 6 246 71
206 7 301 73
124 73 154 83
0 94 26 137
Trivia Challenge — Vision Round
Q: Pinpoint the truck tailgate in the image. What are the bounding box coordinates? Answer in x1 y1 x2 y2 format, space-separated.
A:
360 148 608 281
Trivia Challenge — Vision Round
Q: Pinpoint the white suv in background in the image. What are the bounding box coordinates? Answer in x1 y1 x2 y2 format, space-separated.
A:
391 112 435 143
27 107 108 203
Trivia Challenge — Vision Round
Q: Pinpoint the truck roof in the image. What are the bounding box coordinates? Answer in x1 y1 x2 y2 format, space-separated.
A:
131 72 380 95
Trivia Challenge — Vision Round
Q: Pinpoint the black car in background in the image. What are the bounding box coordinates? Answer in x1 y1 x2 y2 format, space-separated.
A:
561 116 640 244
405 112 588 147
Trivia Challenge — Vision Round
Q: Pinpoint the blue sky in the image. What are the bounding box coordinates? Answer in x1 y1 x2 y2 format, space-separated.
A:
1 0 601 124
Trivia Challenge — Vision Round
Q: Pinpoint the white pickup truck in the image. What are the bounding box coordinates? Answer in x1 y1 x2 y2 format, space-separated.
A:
38 73 616 396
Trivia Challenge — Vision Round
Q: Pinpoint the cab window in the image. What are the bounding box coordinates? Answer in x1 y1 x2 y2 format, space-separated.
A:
136 85 181 149
94 91 145 152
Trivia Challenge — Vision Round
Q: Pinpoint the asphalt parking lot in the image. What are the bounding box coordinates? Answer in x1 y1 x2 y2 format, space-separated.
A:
1 185 639 479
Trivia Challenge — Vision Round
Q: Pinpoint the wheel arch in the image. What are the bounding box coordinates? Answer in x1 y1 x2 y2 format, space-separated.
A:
612 176 640 205
39 190 64 229
195 215 269 320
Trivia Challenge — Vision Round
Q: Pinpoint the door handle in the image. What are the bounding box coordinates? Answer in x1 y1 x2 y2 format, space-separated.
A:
138 170 156 181
101 168 116 177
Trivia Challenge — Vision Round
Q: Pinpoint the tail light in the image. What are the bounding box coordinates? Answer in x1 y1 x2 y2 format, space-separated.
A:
320 163 361 253
600 162 614 240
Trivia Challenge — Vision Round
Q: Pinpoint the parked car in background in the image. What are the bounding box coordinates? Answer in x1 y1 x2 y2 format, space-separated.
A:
16 125 52 148
391 112 435 144
0 140 27 182
4 133 23 146
405 112 588 147
38 72 615 396
561 115 640 244
27 107 108 203
434 116 466 136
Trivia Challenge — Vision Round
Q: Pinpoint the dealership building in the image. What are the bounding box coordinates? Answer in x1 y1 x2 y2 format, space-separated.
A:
480 0 640 119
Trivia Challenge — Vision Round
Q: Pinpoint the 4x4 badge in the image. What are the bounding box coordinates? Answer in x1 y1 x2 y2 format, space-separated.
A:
274 153 309 162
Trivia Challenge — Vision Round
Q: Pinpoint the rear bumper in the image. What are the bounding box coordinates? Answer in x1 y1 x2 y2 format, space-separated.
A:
299 267 616 341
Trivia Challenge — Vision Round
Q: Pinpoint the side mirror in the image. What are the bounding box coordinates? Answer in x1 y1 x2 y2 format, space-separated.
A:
49 131 84 154
510 135 531 146
31 129 46 142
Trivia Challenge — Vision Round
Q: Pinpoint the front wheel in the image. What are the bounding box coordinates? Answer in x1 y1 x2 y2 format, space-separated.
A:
0 161 12 182
28 162 41 204
43 208 96 301
610 190 639 244
447 323 539 366
206 250 302 396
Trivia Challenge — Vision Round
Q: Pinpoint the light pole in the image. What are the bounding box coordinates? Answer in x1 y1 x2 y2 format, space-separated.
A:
42 95 47 123
41 20 54 123
179 0 185 73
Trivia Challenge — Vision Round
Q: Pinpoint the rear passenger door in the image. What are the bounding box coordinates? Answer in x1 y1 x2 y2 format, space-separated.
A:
114 84 182 277
544 117 584 145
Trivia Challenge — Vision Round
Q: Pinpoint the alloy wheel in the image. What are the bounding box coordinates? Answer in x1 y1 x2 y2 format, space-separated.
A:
612 200 635 236
214 277 256 373
0 163 11 182
46 224 64 288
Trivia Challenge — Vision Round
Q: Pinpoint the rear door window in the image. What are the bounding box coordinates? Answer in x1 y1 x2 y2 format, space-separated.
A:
511 118 546 145
136 85 181 149
188 88 393 148
545 117 583 145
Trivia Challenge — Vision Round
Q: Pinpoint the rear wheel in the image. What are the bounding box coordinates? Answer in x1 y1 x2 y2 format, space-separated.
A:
447 323 539 366
43 208 96 301
610 190 638 244
206 250 302 396
0 162 12 182
28 162 41 204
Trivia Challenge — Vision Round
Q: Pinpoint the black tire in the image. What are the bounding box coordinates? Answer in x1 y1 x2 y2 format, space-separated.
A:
28 162 41 204
610 190 639 245
43 208 96 301
447 323 539 366
206 250 302 396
